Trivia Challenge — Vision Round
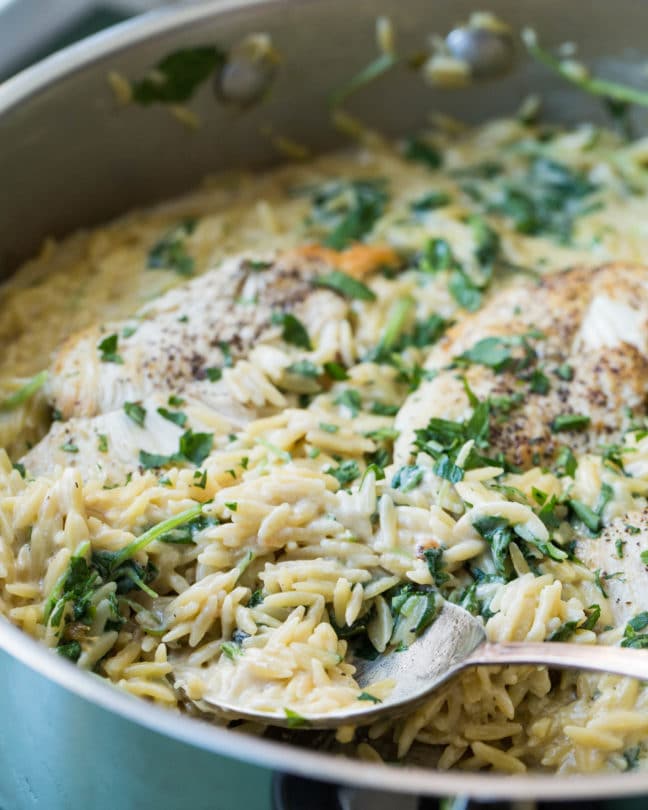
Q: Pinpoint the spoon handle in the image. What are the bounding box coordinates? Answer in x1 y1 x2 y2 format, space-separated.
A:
465 641 648 680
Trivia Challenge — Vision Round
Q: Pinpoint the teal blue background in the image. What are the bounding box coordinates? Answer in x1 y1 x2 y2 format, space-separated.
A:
0 648 273 810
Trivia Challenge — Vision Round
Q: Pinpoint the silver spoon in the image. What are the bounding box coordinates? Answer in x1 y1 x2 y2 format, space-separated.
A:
202 601 648 728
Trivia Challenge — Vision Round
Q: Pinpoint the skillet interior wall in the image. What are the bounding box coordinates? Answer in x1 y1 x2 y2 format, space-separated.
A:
2 0 648 279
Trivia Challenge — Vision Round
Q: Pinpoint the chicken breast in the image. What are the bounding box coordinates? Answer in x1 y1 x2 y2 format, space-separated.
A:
394 263 648 469
21 393 245 481
48 245 397 420
576 509 648 626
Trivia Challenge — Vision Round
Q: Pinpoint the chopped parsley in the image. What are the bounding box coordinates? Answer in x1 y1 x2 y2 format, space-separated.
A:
403 137 442 169
623 746 642 771
473 516 513 578
271 311 312 350
220 641 243 660
410 191 451 211
43 506 203 654
370 402 399 416
569 483 613 535
335 388 362 417
323 361 349 381
193 469 207 489
57 640 82 661
60 440 79 454
308 179 388 249
391 465 423 492
97 434 108 453
529 368 550 394
283 708 310 728
555 445 577 477
147 220 196 276
330 50 398 107
621 612 648 648
205 367 222 382
131 46 226 105
157 407 187 427
179 430 214 466
139 429 213 469
0 370 48 412
413 399 491 483
314 270 376 301
124 401 146 427
551 413 591 432
389 584 439 649
492 157 598 244
357 691 382 704
448 270 483 312
325 459 360 486
554 363 574 381
97 333 123 364
468 214 501 269
455 334 538 374
423 546 450 586
319 422 339 433
158 512 217 544
548 604 600 641
286 359 320 378
419 238 458 274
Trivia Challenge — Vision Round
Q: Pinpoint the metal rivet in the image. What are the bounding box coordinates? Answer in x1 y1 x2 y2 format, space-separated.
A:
445 26 515 79
215 33 279 106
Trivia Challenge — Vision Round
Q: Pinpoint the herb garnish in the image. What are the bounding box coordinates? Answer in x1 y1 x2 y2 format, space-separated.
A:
569 482 613 535
357 691 382 704
411 191 451 211
271 311 312 350
455 333 539 374
323 362 349 381
335 388 362 417
139 428 213 469
0 370 48 412
131 47 226 105
44 506 203 654
493 157 598 244
621 612 648 648
158 512 217 545
404 137 442 169
423 546 450 587
314 270 376 301
330 52 398 107
284 708 310 728
548 603 600 641
308 179 388 249
551 413 591 432
523 29 648 116
391 464 423 492
60 440 79 454
413 399 491 483
319 422 339 434
124 401 146 427
157 407 187 427
325 459 361 486
147 220 196 276
97 333 123 364
389 584 439 649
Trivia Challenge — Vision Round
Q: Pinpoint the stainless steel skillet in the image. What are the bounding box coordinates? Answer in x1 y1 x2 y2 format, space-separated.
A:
2 1 648 805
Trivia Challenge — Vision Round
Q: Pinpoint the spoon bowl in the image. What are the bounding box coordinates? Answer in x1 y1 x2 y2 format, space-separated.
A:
200 601 648 729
